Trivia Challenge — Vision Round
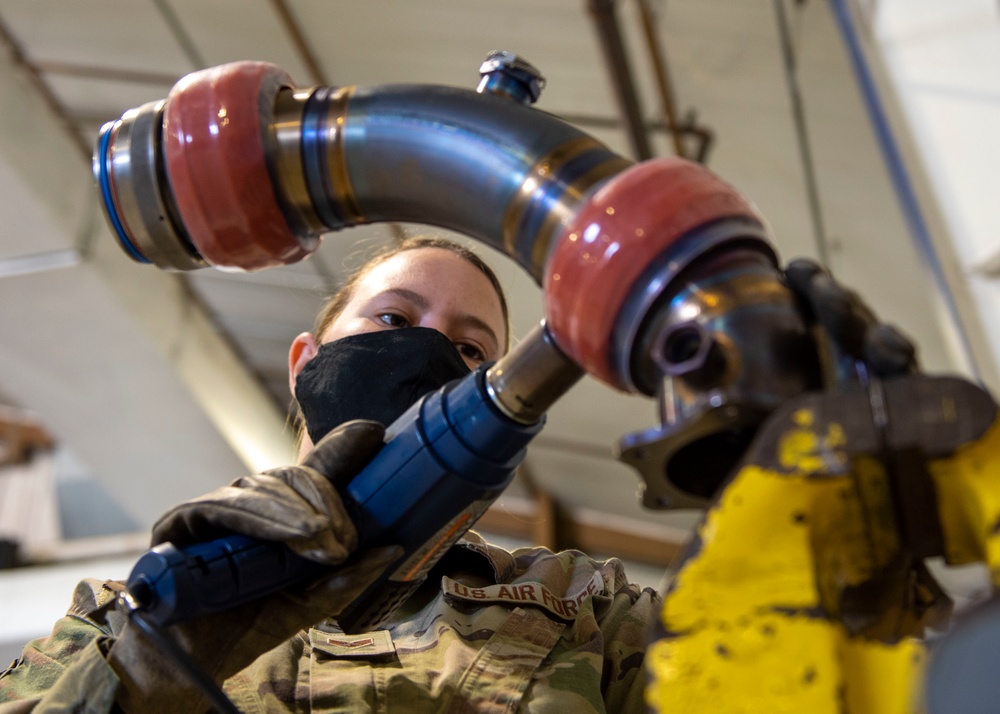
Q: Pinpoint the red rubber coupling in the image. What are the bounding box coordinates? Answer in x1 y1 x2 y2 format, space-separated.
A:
543 157 764 392
163 61 312 271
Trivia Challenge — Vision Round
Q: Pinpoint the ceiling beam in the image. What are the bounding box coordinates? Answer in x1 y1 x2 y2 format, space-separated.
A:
0 14 89 161
0 29 295 529
269 0 329 86
31 60 178 87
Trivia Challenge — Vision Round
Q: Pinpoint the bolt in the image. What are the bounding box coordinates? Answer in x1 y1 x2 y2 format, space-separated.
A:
477 50 546 105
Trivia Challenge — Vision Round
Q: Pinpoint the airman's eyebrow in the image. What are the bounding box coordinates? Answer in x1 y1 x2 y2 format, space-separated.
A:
382 287 429 311
378 287 500 356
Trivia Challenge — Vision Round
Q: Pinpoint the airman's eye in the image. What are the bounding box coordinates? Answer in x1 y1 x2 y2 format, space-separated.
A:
377 313 410 328
455 342 486 364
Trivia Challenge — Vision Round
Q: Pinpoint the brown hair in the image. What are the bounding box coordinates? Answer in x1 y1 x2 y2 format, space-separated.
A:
292 236 511 446
311 236 510 347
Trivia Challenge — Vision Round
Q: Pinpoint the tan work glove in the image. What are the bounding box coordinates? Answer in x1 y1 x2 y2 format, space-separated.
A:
108 420 402 714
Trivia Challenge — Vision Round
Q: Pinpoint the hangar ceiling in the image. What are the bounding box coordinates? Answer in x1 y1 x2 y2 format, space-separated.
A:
0 0 992 566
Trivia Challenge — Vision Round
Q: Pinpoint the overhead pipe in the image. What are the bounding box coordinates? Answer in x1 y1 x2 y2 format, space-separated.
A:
635 0 687 159
634 0 715 163
586 0 654 161
773 0 831 269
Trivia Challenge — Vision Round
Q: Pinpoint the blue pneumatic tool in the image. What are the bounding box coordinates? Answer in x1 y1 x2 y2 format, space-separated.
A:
124 326 582 634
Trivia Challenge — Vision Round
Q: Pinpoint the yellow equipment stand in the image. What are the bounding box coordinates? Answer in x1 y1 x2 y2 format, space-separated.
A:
647 374 999 713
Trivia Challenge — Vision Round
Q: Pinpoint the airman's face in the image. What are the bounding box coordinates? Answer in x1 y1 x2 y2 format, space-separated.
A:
288 247 507 458
319 247 507 368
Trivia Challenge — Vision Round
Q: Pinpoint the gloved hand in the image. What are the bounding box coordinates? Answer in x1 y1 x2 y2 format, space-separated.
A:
108 420 402 714
150 418 388 563
785 258 918 378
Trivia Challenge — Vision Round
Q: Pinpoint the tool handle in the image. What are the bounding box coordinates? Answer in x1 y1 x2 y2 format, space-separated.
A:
125 367 543 631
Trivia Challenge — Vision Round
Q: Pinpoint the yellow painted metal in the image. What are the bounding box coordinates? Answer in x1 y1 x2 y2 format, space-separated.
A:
646 406 929 713
930 417 1000 584
840 637 926 714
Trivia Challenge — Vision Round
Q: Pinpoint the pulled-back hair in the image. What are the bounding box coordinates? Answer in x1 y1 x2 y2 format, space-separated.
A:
291 236 510 446
311 236 510 347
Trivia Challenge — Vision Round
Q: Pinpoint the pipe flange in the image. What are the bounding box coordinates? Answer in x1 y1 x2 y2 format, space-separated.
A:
97 100 205 271
163 61 318 271
543 157 767 393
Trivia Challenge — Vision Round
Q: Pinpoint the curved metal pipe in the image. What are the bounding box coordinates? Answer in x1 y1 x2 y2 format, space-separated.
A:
94 60 827 511
95 60 772 395
288 83 632 280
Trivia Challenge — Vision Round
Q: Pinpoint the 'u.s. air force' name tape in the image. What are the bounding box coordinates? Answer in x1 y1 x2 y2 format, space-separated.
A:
441 571 605 620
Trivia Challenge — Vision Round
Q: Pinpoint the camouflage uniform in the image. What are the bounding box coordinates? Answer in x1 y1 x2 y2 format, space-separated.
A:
0 533 658 712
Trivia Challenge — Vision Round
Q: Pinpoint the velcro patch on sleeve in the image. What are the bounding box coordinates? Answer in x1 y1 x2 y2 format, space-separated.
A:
442 571 605 620
309 628 396 659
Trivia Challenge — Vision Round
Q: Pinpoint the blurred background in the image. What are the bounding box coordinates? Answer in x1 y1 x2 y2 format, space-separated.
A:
0 0 998 662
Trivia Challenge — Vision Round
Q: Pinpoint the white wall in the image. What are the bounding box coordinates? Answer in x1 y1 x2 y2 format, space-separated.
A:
875 0 1000 385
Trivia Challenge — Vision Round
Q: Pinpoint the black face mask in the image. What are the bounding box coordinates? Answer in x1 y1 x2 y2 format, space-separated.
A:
295 327 472 445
